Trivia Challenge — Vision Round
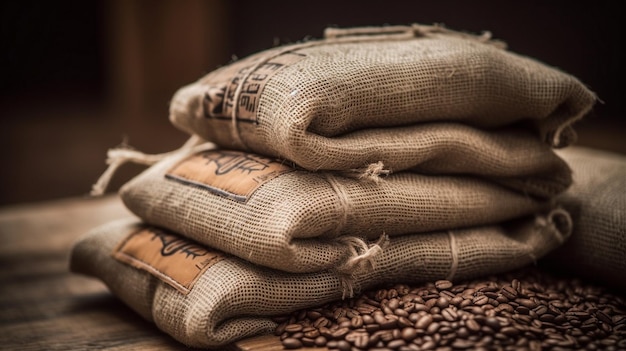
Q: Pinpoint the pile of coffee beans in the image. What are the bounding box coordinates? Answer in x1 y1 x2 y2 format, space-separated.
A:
272 267 626 350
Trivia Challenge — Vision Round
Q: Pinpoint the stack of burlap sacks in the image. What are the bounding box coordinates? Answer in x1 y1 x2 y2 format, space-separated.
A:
70 24 625 349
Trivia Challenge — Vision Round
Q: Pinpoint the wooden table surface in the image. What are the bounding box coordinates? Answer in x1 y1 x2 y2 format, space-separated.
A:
0 195 301 351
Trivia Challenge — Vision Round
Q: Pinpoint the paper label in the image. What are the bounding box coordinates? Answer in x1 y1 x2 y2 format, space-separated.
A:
112 227 225 295
165 150 294 202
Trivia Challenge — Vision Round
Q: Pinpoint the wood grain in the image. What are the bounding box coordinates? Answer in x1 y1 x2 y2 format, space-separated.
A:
0 195 293 351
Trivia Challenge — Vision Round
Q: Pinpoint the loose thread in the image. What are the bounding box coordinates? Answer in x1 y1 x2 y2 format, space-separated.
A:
348 161 391 183
446 231 459 281
335 234 389 299
90 135 209 197
527 207 572 264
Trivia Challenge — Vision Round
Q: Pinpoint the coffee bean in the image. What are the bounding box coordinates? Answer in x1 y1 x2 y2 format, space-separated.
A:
384 339 404 349
338 320 351 329
394 308 409 318
379 316 398 330
441 307 458 322
597 310 613 325
494 303 514 314
345 331 369 348
421 340 436 350
400 327 417 341
350 316 363 329
517 298 538 309
473 295 489 306
301 337 316 347
276 267 626 351
284 323 303 333
426 321 440 334
331 327 350 339
282 337 303 349
500 326 520 336
397 316 413 328
415 315 433 329
436 297 450 309
463 306 486 315
334 340 351 351
451 339 474 349
501 285 518 300
435 280 453 291
465 318 481 332
303 329 319 338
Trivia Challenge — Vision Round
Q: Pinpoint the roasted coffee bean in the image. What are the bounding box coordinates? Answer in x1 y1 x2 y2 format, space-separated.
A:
485 317 501 330
277 267 626 351
387 298 400 310
415 315 433 329
379 316 398 330
350 316 363 329
303 328 319 338
282 337 303 349
331 327 350 339
451 339 475 349
441 307 458 322
435 280 453 291
426 321 440 335
501 285 518 300
465 318 481 332
387 339 406 349
284 323 303 333
436 296 450 309
400 327 417 341
397 316 413 328
338 320 351 329
334 340 351 351
517 298 538 309
300 336 316 347
345 331 369 348
473 295 489 306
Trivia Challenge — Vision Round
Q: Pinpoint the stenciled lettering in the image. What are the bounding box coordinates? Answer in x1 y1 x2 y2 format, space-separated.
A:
150 229 208 260
202 151 274 176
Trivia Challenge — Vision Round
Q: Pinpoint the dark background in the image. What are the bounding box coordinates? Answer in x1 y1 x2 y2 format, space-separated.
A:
1 0 624 206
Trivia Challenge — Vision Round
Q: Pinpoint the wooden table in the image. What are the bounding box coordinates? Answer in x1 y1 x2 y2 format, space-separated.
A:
0 195 301 351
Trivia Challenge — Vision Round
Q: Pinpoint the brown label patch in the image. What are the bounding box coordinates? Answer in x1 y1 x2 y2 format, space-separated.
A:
112 227 224 295
165 150 294 202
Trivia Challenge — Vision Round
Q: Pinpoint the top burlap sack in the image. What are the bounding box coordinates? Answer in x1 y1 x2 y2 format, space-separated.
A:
542 146 626 292
169 23 596 175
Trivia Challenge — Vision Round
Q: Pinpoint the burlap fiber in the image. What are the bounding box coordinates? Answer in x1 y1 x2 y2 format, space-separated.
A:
69 212 571 348
543 147 626 292
119 146 559 273
169 23 596 182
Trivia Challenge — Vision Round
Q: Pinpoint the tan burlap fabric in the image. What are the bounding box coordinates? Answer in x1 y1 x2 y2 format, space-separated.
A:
119 146 557 274
70 212 570 348
169 23 596 181
543 147 626 292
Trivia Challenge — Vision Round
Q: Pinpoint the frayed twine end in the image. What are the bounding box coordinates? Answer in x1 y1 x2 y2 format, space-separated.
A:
341 161 391 183
90 135 208 197
335 233 390 299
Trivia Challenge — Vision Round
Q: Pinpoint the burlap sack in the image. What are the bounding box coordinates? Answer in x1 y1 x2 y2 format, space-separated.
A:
69 212 570 348
119 145 558 274
169 23 596 180
542 147 626 292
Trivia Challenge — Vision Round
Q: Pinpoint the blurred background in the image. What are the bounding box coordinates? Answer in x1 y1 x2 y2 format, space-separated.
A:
1 0 624 207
